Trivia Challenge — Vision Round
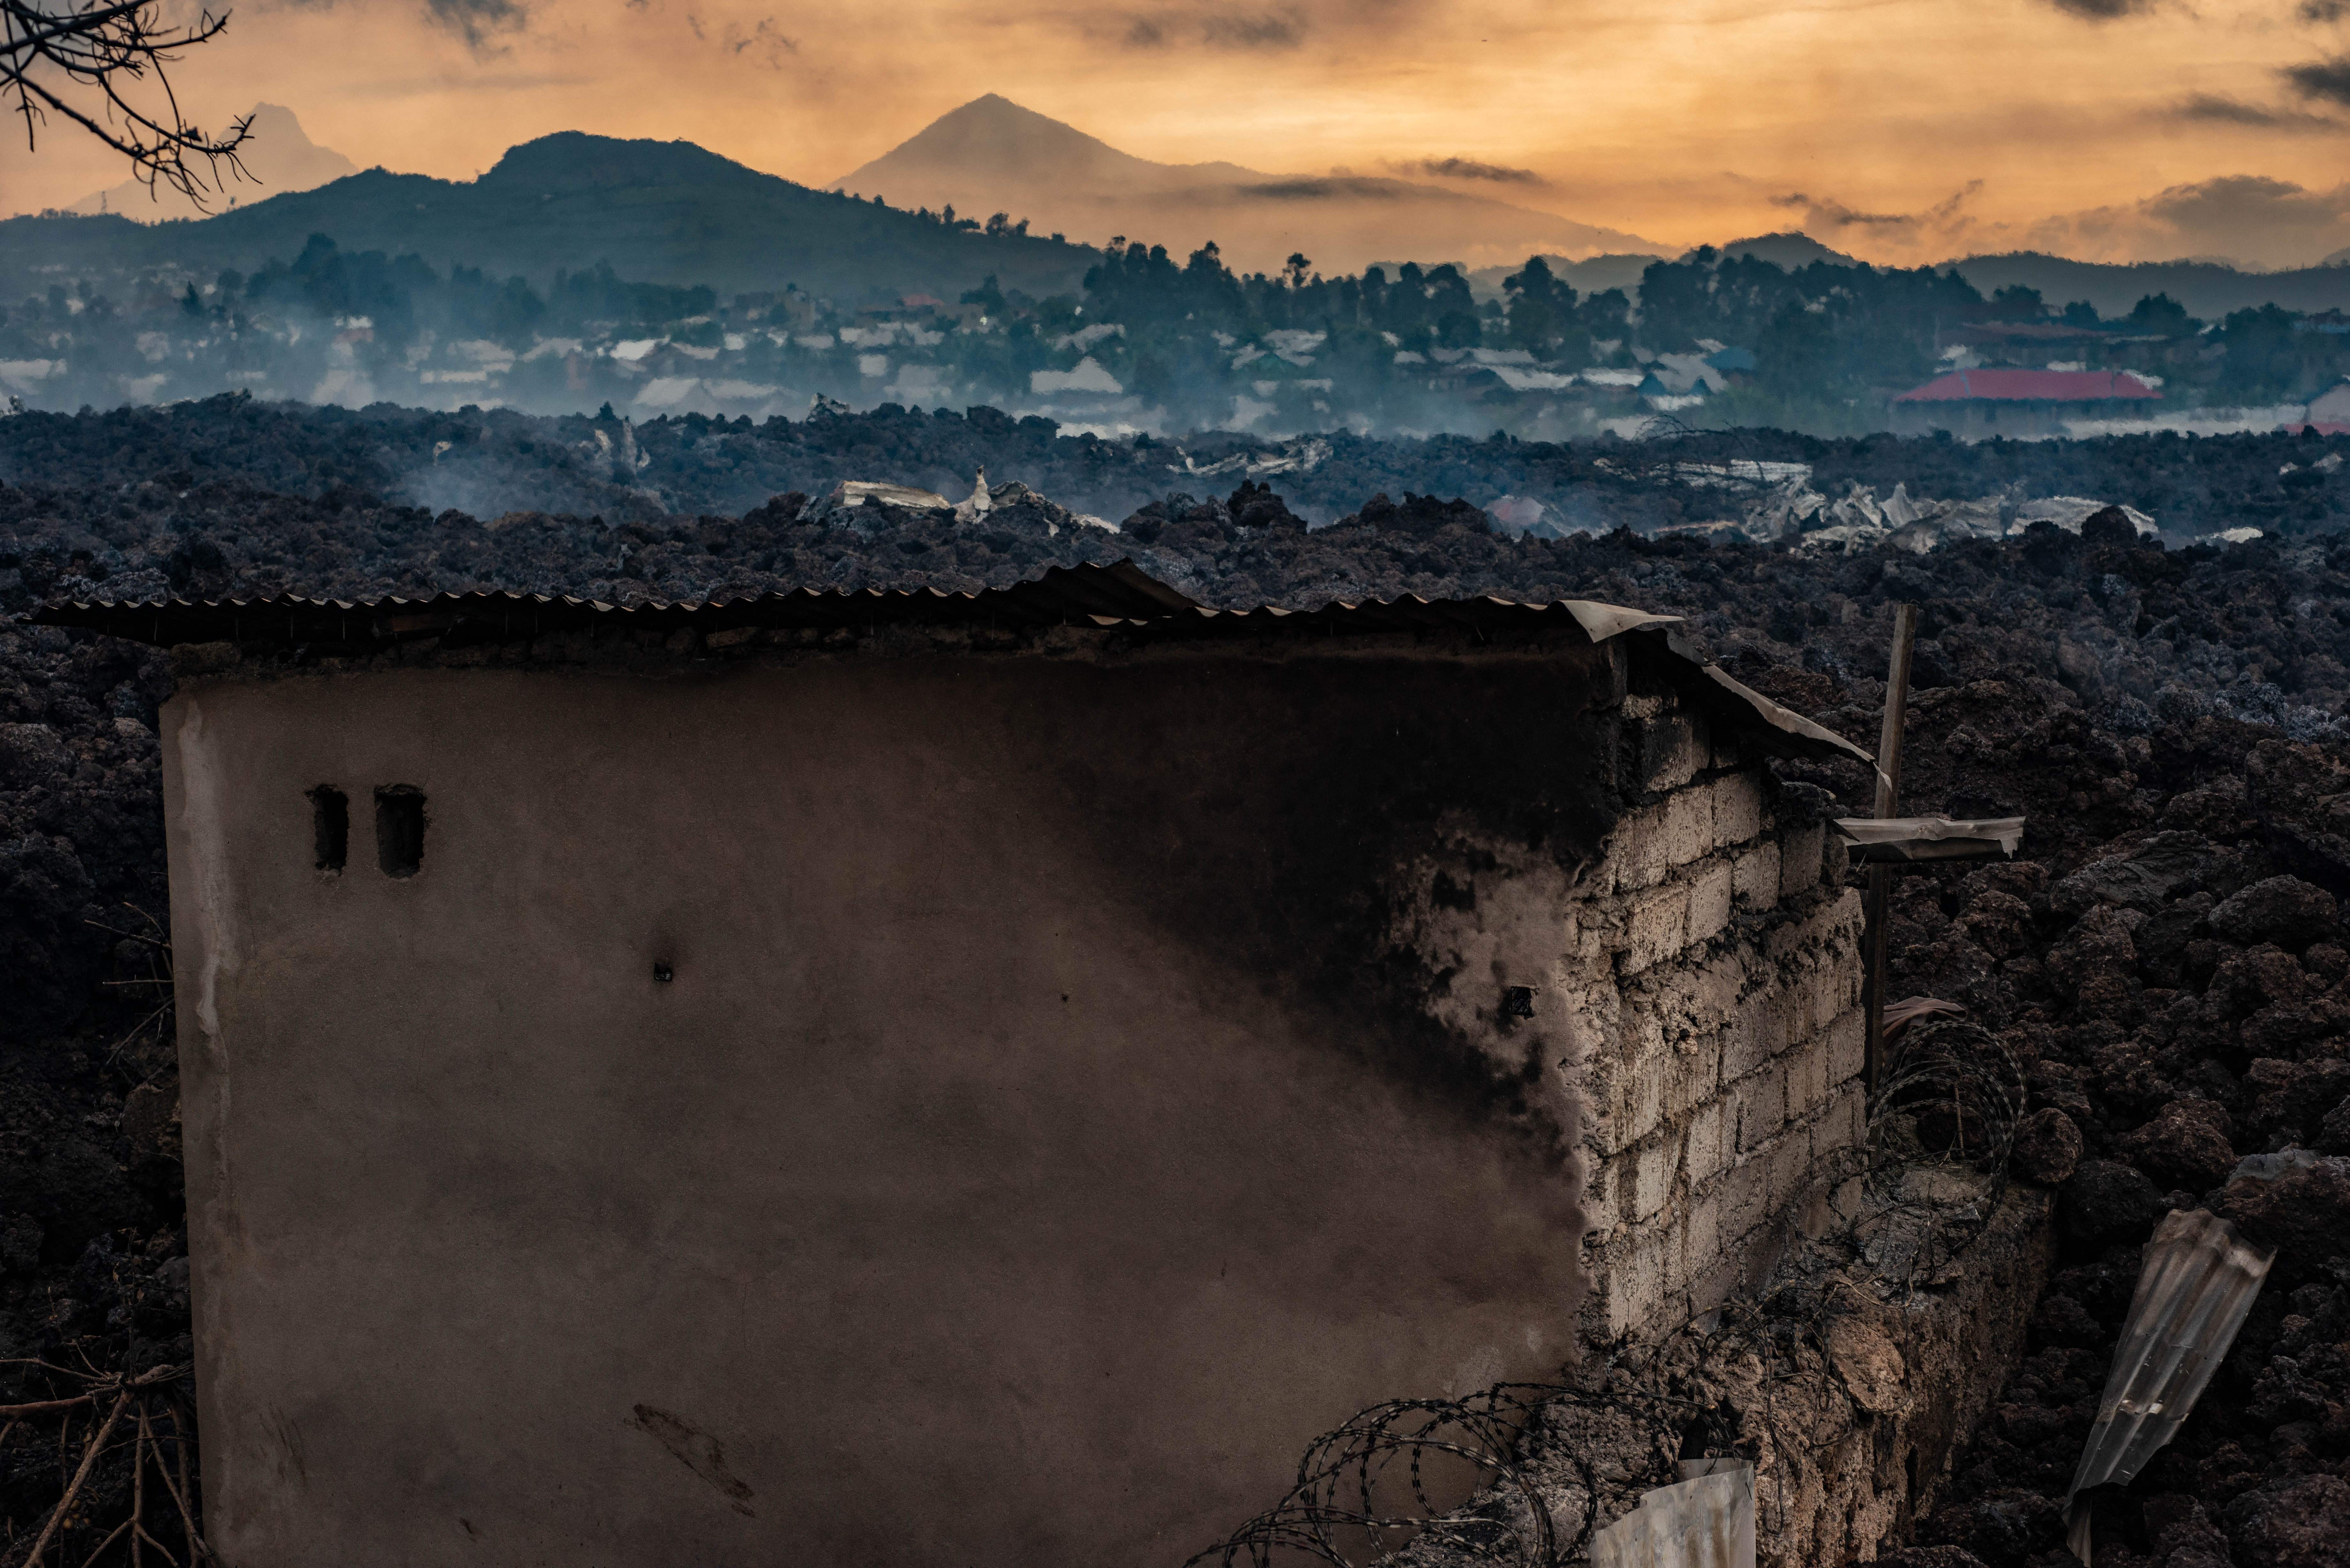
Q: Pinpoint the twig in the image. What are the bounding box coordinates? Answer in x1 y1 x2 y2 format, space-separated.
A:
75 1515 129 1568
24 1390 131 1567
132 1400 147 1568
157 1404 205 1562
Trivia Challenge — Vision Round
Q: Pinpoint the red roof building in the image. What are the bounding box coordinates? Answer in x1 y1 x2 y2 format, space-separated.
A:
1891 368 2160 438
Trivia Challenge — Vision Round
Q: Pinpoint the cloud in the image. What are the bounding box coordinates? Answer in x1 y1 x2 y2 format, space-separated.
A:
722 15 797 66
1202 10 1302 46
422 0 526 48
2017 173 2350 268
2043 0 2153 16
2168 93 2344 128
275 0 526 50
1121 7 1305 49
2285 53 2350 106
1403 156 1545 186
1237 177 1400 200
2303 0 2347 21
1771 181 1981 236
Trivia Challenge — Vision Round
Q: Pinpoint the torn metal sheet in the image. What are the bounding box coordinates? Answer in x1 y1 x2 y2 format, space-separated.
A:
1591 1463 1755 1568
1559 601 1686 642
1882 995 1968 1044
2063 1207 2275 1564
1699 666 1881 769
1837 816 2026 862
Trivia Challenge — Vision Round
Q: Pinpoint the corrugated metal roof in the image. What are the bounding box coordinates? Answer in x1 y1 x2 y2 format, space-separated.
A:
2062 1207 2274 1563
28 561 1200 645
28 560 1876 764
1893 369 2161 404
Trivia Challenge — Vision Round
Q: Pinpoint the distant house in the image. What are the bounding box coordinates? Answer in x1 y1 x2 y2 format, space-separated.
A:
1891 368 2159 439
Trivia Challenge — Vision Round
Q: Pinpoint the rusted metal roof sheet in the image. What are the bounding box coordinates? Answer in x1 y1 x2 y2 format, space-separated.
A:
1836 816 2026 862
30 560 1876 764
1893 369 2160 404
2063 1207 2275 1563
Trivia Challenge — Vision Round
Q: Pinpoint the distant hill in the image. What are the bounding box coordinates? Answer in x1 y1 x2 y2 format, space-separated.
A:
0 132 1091 305
66 105 357 223
1706 233 1860 270
832 95 1660 275
1462 252 1665 301
1519 232 2350 320
1945 252 2350 320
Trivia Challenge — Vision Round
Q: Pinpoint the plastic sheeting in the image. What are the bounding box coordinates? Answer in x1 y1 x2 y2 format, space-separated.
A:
2063 1208 2275 1564
1589 1461 1755 1568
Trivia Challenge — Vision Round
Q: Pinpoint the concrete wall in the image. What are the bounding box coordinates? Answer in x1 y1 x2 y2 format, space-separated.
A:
158 624 1863 1568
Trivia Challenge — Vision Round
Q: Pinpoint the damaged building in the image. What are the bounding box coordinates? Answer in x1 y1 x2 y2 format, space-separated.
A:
39 564 1879 1568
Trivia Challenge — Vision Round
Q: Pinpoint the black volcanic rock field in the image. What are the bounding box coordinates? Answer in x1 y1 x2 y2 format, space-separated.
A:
5 400 2350 1564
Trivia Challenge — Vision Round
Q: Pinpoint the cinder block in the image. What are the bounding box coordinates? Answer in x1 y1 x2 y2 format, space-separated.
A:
1689 1248 1746 1318
1687 1097 1728 1185
1634 1137 1678 1221
1612 804 1671 891
1684 1189 1724 1280
1612 1044 1668 1152
1733 1064 1785 1153
1582 1158 1626 1235
1768 1129 1814 1214
1785 1036 1829 1121
1720 1009 1771 1083
1623 885 1689 975
1732 841 1781 909
1815 1080 1866 1162
1608 1245 1666 1337
1721 1149 1773 1238
1638 713 1707 794
1663 787 1714 867
1632 1218 1687 1299
1711 772 1765 848
1826 1007 1866 1086
1779 823 1825 899
1665 1039 1722 1127
1686 861 1735 949
1677 950 1745 1040
1710 726 1743 772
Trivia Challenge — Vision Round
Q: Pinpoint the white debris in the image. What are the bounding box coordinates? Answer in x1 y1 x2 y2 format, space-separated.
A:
1030 356 1123 396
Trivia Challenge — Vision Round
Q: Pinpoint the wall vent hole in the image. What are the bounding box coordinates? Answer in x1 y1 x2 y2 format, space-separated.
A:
375 786 426 878
309 787 348 872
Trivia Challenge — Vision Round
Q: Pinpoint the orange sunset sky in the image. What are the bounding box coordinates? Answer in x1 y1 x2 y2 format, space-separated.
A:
6 0 2350 267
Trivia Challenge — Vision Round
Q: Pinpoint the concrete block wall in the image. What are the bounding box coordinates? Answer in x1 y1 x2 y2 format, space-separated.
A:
1565 691 1866 1343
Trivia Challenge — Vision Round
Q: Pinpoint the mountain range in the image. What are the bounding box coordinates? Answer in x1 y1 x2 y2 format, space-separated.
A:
4 131 1089 305
6 98 2348 321
831 96 1659 276
66 105 358 223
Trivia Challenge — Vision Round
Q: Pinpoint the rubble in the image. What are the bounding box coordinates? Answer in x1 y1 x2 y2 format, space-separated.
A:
8 402 2350 1562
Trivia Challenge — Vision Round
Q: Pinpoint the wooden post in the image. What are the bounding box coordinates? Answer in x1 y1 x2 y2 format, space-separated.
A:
1863 602 1919 1097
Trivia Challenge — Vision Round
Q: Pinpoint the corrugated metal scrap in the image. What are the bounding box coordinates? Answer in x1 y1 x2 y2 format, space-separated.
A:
1590 1460 1756 1568
2063 1207 2275 1564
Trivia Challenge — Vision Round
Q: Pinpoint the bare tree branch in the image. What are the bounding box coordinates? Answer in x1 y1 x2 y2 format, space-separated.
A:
2 0 251 207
